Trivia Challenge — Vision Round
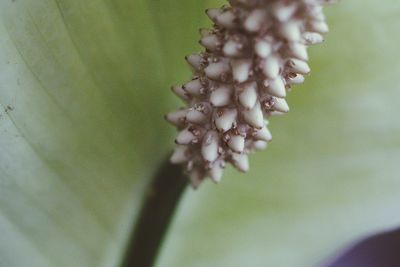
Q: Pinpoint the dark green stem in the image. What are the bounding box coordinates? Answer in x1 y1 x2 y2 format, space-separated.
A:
120 158 188 267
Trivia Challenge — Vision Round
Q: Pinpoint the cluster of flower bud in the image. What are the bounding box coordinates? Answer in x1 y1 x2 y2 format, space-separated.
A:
166 0 331 188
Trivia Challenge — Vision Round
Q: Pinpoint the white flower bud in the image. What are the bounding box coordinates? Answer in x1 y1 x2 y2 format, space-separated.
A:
176 128 196 145
185 54 203 70
200 34 220 51
308 5 325 21
273 97 290 113
255 126 272 142
223 40 241 56
242 102 264 129
287 58 311 74
280 21 301 42
238 82 258 109
288 42 309 61
273 2 298 22
186 109 207 124
303 32 324 45
204 61 230 80
215 108 237 132
232 153 249 172
206 8 222 22
165 109 187 126
263 56 280 79
253 140 268 150
209 160 225 183
244 9 266 32
183 78 202 95
171 85 189 101
309 20 329 34
228 135 245 153
255 40 272 58
210 85 232 107
202 131 219 162
267 77 286 98
231 59 252 83
287 74 305 85
216 10 236 28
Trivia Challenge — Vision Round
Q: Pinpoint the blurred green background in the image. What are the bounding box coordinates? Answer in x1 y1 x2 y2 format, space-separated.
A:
0 0 399 266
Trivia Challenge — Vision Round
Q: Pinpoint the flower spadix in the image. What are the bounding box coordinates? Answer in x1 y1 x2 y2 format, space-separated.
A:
167 0 333 188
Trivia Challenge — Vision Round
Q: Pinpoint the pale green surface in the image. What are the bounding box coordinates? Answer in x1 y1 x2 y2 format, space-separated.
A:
0 0 399 267
0 0 209 266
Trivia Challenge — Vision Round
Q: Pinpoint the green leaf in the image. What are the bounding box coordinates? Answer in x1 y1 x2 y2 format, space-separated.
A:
0 0 213 266
0 0 399 267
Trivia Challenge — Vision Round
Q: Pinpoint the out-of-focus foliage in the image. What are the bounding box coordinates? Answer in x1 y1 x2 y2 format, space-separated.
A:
0 0 399 267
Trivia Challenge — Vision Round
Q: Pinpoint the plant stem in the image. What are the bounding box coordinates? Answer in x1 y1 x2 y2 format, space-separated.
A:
120 157 188 267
